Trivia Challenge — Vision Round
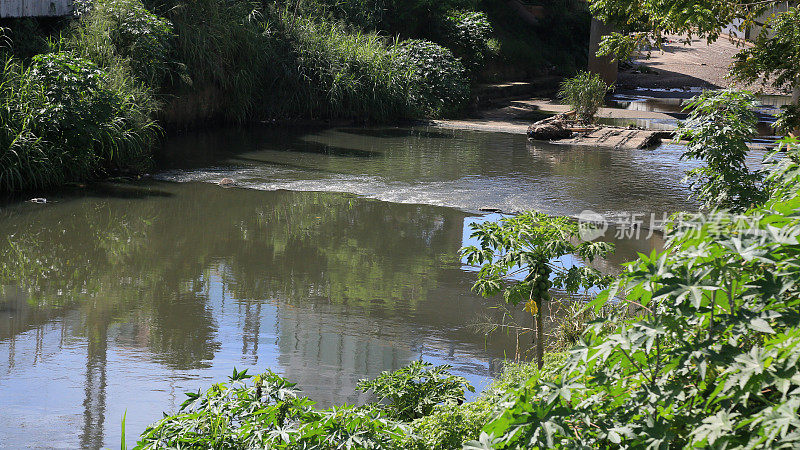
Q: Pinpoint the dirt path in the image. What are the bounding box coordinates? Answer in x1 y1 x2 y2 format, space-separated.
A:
618 35 787 95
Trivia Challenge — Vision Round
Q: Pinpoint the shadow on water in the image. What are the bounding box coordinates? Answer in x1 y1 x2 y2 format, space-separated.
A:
281 139 382 158
0 181 174 211
154 126 385 171
336 127 455 140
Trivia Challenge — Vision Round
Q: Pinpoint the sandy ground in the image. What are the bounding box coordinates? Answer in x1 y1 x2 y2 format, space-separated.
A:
618 35 787 95
431 34 791 138
430 99 677 136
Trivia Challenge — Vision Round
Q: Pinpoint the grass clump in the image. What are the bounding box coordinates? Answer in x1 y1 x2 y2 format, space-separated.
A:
557 70 609 123
265 12 414 122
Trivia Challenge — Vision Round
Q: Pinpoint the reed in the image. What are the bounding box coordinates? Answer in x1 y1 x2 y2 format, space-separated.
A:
0 53 158 192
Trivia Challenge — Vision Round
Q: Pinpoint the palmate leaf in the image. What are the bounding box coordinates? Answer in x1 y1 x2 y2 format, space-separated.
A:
477 139 800 449
691 410 739 446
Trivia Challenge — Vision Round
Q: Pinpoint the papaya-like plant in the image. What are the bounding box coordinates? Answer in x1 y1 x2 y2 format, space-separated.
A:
461 212 613 368
677 90 767 212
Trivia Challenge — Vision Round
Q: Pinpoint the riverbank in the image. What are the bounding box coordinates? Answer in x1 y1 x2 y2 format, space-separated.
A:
430 97 679 135
0 0 592 194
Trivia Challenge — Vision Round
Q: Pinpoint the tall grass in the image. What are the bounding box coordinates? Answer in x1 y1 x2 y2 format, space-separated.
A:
0 0 475 191
557 70 609 123
123 0 458 125
0 53 158 192
159 1 419 123
266 11 412 121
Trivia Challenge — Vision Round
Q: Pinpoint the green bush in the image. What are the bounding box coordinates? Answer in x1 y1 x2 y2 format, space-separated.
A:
472 140 800 448
439 10 495 78
557 70 609 123
70 0 176 90
136 369 408 449
268 12 412 121
677 90 767 211
136 363 480 448
357 360 475 421
393 39 469 117
406 400 493 450
0 52 157 191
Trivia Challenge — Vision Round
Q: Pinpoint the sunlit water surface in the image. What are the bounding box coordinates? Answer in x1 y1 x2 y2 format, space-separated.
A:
0 126 707 448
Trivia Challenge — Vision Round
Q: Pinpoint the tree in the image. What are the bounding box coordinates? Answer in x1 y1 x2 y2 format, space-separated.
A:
590 1 800 106
461 212 613 369
677 90 767 211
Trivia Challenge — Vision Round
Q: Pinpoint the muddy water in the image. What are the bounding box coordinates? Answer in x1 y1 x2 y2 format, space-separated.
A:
1 127 693 448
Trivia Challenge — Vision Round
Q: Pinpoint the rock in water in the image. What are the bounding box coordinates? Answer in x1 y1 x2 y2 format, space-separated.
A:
218 178 236 187
527 114 573 141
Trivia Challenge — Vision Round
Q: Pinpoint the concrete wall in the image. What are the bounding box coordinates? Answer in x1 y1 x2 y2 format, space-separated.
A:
0 0 74 18
588 17 618 86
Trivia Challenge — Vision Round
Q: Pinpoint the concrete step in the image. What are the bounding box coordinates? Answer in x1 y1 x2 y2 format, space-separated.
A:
557 127 668 149
473 78 560 107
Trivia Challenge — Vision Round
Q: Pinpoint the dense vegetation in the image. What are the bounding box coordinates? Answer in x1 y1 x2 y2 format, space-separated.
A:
0 52 157 191
475 143 800 449
0 0 590 193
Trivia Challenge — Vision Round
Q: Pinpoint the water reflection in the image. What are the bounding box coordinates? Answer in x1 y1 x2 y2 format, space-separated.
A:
0 126 690 448
0 184 524 448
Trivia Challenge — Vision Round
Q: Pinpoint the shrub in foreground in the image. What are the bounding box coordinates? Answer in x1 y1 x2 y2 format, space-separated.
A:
356 360 474 421
472 140 800 448
135 362 478 449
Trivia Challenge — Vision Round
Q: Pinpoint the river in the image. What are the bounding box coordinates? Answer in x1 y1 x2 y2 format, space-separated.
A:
0 126 697 448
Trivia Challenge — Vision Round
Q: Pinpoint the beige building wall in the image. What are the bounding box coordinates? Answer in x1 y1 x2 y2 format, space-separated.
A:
1 0 73 18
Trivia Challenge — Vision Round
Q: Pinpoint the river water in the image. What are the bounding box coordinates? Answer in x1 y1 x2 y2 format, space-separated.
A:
0 126 697 448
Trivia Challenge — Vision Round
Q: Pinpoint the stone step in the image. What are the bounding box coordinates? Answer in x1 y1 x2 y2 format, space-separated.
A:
473 78 560 107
